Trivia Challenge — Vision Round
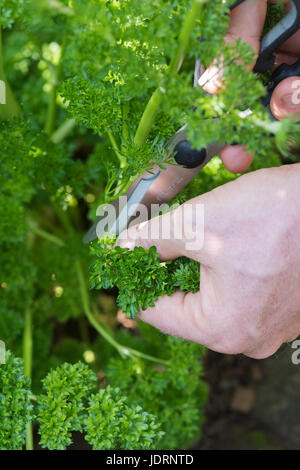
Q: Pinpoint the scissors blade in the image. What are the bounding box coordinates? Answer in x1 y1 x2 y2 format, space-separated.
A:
83 172 160 244
83 126 224 243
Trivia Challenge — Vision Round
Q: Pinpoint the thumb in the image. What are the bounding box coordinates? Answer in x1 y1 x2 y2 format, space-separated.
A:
117 198 209 263
270 76 300 120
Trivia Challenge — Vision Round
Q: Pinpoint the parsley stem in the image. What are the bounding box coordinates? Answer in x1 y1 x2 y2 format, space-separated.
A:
107 131 127 168
27 222 169 366
168 0 208 76
52 201 74 235
25 417 34 451
105 175 137 203
23 309 33 378
134 88 163 148
133 0 208 147
27 218 65 247
28 224 169 365
128 347 170 367
0 27 20 119
76 260 128 358
122 101 130 141
23 308 34 451
51 118 76 144
45 40 66 135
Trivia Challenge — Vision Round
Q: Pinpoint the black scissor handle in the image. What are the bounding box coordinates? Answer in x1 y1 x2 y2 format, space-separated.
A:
230 0 300 74
176 1 300 168
177 60 300 168
254 0 300 73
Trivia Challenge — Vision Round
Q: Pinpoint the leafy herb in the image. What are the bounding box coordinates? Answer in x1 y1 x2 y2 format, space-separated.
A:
0 0 298 451
90 241 200 318
85 386 163 450
0 351 33 450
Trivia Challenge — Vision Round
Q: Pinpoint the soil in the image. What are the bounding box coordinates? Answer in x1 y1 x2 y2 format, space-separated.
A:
197 342 300 450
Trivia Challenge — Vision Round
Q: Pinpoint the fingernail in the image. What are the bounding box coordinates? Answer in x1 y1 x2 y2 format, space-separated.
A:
198 70 209 87
281 94 300 109
198 66 220 87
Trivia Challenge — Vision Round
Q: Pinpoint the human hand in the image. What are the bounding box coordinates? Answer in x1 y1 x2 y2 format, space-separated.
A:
199 0 300 173
118 163 300 359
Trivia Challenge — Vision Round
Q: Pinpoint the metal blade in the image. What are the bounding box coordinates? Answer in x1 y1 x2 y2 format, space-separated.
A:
83 172 160 244
83 126 224 243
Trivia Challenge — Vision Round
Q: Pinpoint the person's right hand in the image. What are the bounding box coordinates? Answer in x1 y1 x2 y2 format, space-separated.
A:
198 0 300 173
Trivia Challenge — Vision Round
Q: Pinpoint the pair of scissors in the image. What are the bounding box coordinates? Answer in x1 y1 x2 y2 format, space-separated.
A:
84 0 300 244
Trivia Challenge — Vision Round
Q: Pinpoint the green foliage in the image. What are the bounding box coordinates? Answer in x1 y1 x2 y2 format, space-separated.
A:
1 0 298 452
37 362 97 449
90 241 200 318
85 386 163 450
89 150 281 320
106 324 208 449
1 0 27 29
263 0 285 35
60 0 297 203
171 257 200 293
91 243 172 318
0 304 24 350
37 362 164 450
0 351 33 450
32 234 89 322
0 354 167 450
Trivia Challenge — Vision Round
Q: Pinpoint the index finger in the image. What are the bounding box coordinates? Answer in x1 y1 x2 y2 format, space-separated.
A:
201 0 268 93
228 0 268 55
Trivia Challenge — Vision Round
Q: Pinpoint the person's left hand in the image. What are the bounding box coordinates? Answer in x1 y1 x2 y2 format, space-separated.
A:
199 0 300 173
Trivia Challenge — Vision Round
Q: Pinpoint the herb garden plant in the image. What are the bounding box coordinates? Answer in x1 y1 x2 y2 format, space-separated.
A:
0 0 298 451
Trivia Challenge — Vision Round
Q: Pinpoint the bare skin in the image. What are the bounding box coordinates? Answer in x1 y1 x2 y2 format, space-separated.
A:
201 0 300 172
118 0 300 359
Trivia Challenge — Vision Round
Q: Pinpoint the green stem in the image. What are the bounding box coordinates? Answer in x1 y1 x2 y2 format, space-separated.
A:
23 309 33 383
128 347 170 366
27 208 63 235
105 175 136 203
45 81 58 135
168 0 207 75
48 0 74 16
52 201 74 235
45 42 66 135
27 218 65 247
25 423 33 451
76 260 128 358
133 0 208 147
107 131 127 168
23 308 34 451
51 118 76 144
0 27 20 119
30 225 169 366
133 88 163 148
122 101 130 141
